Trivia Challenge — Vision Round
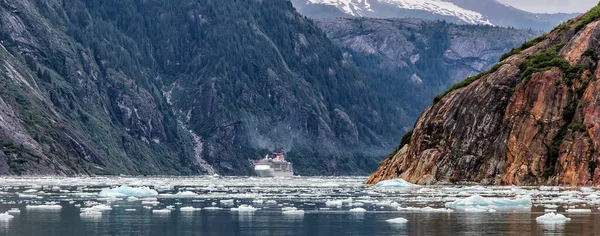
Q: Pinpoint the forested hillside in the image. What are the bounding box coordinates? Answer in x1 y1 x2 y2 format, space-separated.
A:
0 0 404 175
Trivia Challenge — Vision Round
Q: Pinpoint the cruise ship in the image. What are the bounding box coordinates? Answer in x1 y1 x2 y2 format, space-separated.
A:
253 152 294 177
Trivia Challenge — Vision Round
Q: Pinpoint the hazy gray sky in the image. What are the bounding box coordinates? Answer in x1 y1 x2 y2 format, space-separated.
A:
497 0 597 13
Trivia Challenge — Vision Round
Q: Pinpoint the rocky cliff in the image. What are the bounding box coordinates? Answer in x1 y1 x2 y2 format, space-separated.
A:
367 4 600 186
317 18 541 130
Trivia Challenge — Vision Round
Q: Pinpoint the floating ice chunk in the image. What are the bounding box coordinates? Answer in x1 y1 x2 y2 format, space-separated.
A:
23 189 37 193
18 194 37 198
175 191 198 197
252 199 264 204
220 199 234 205
127 197 139 202
125 209 137 212
325 200 343 207
81 204 112 212
386 217 408 224
141 200 160 205
422 207 453 213
152 209 172 214
565 209 592 213
282 207 298 211
545 209 557 212
26 205 62 211
98 186 158 198
80 211 102 217
7 208 19 214
375 179 418 189
544 204 559 209
230 205 258 212
180 206 201 212
204 207 222 210
266 200 278 204
283 209 305 215
445 195 531 209
536 213 571 223
0 212 13 220
349 208 367 212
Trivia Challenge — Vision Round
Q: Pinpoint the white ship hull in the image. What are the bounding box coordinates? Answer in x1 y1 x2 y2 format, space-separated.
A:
254 168 294 177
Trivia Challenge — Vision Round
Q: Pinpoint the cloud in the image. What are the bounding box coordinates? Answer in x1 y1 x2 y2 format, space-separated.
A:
496 0 597 13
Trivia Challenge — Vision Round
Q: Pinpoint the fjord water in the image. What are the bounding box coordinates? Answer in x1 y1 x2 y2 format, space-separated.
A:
0 177 598 236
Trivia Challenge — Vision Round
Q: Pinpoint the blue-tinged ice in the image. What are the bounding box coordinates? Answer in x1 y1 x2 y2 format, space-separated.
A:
98 185 158 198
445 195 531 209
375 179 418 188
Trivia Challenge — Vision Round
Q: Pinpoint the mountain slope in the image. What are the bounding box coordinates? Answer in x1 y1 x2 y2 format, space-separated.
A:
291 0 578 31
0 0 403 176
367 3 600 186
317 18 541 128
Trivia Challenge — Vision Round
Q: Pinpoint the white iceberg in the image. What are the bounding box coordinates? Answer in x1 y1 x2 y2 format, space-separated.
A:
397 207 453 213
152 209 172 214
565 209 591 213
0 212 13 220
349 207 367 212
180 206 201 212
230 205 258 212
536 213 571 223
325 200 343 207
81 204 112 212
445 195 531 209
80 211 103 217
283 209 305 215
375 179 418 188
7 208 20 214
98 186 158 198
386 217 408 224
26 205 62 211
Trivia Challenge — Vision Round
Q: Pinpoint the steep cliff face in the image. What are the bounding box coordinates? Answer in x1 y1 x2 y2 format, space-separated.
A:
317 18 541 129
367 4 600 186
0 0 405 176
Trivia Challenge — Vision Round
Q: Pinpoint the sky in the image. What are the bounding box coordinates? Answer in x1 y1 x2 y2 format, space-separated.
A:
497 0 597 13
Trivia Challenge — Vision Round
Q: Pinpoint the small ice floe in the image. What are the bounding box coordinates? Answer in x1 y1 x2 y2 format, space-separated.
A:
204 207 222 210
325 200 343 207
7 208 20 214
18 194 37 198
544 204 559 209
80 211 103 218
397 207 453 213
81 204 112 212
179 206 201 212
266 200 278 204
386 217 408 224
152 209 172 214
175 191 198 197
375 179 418 189
282 208 305 215
98 186 158 198
349 208 367 213
445 195 531 209
220 199 234 205
252 199 264 204
26 205 62 211
565 209 592 213
125 209 137 212
0 212 14 220
536 213 571 223
127 197 139 202
230 205 258 212
545 209 557 212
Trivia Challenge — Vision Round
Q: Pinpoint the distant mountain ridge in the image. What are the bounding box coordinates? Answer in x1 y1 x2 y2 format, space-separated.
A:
291 0 579 31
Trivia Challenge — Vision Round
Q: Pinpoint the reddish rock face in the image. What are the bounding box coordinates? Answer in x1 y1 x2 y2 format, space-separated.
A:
367 13 600 186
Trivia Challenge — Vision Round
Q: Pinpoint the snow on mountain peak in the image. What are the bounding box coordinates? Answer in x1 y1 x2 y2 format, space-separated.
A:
306 0 493 26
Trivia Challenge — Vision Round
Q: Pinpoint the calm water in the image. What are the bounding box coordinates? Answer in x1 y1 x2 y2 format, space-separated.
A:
0 176 596 236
